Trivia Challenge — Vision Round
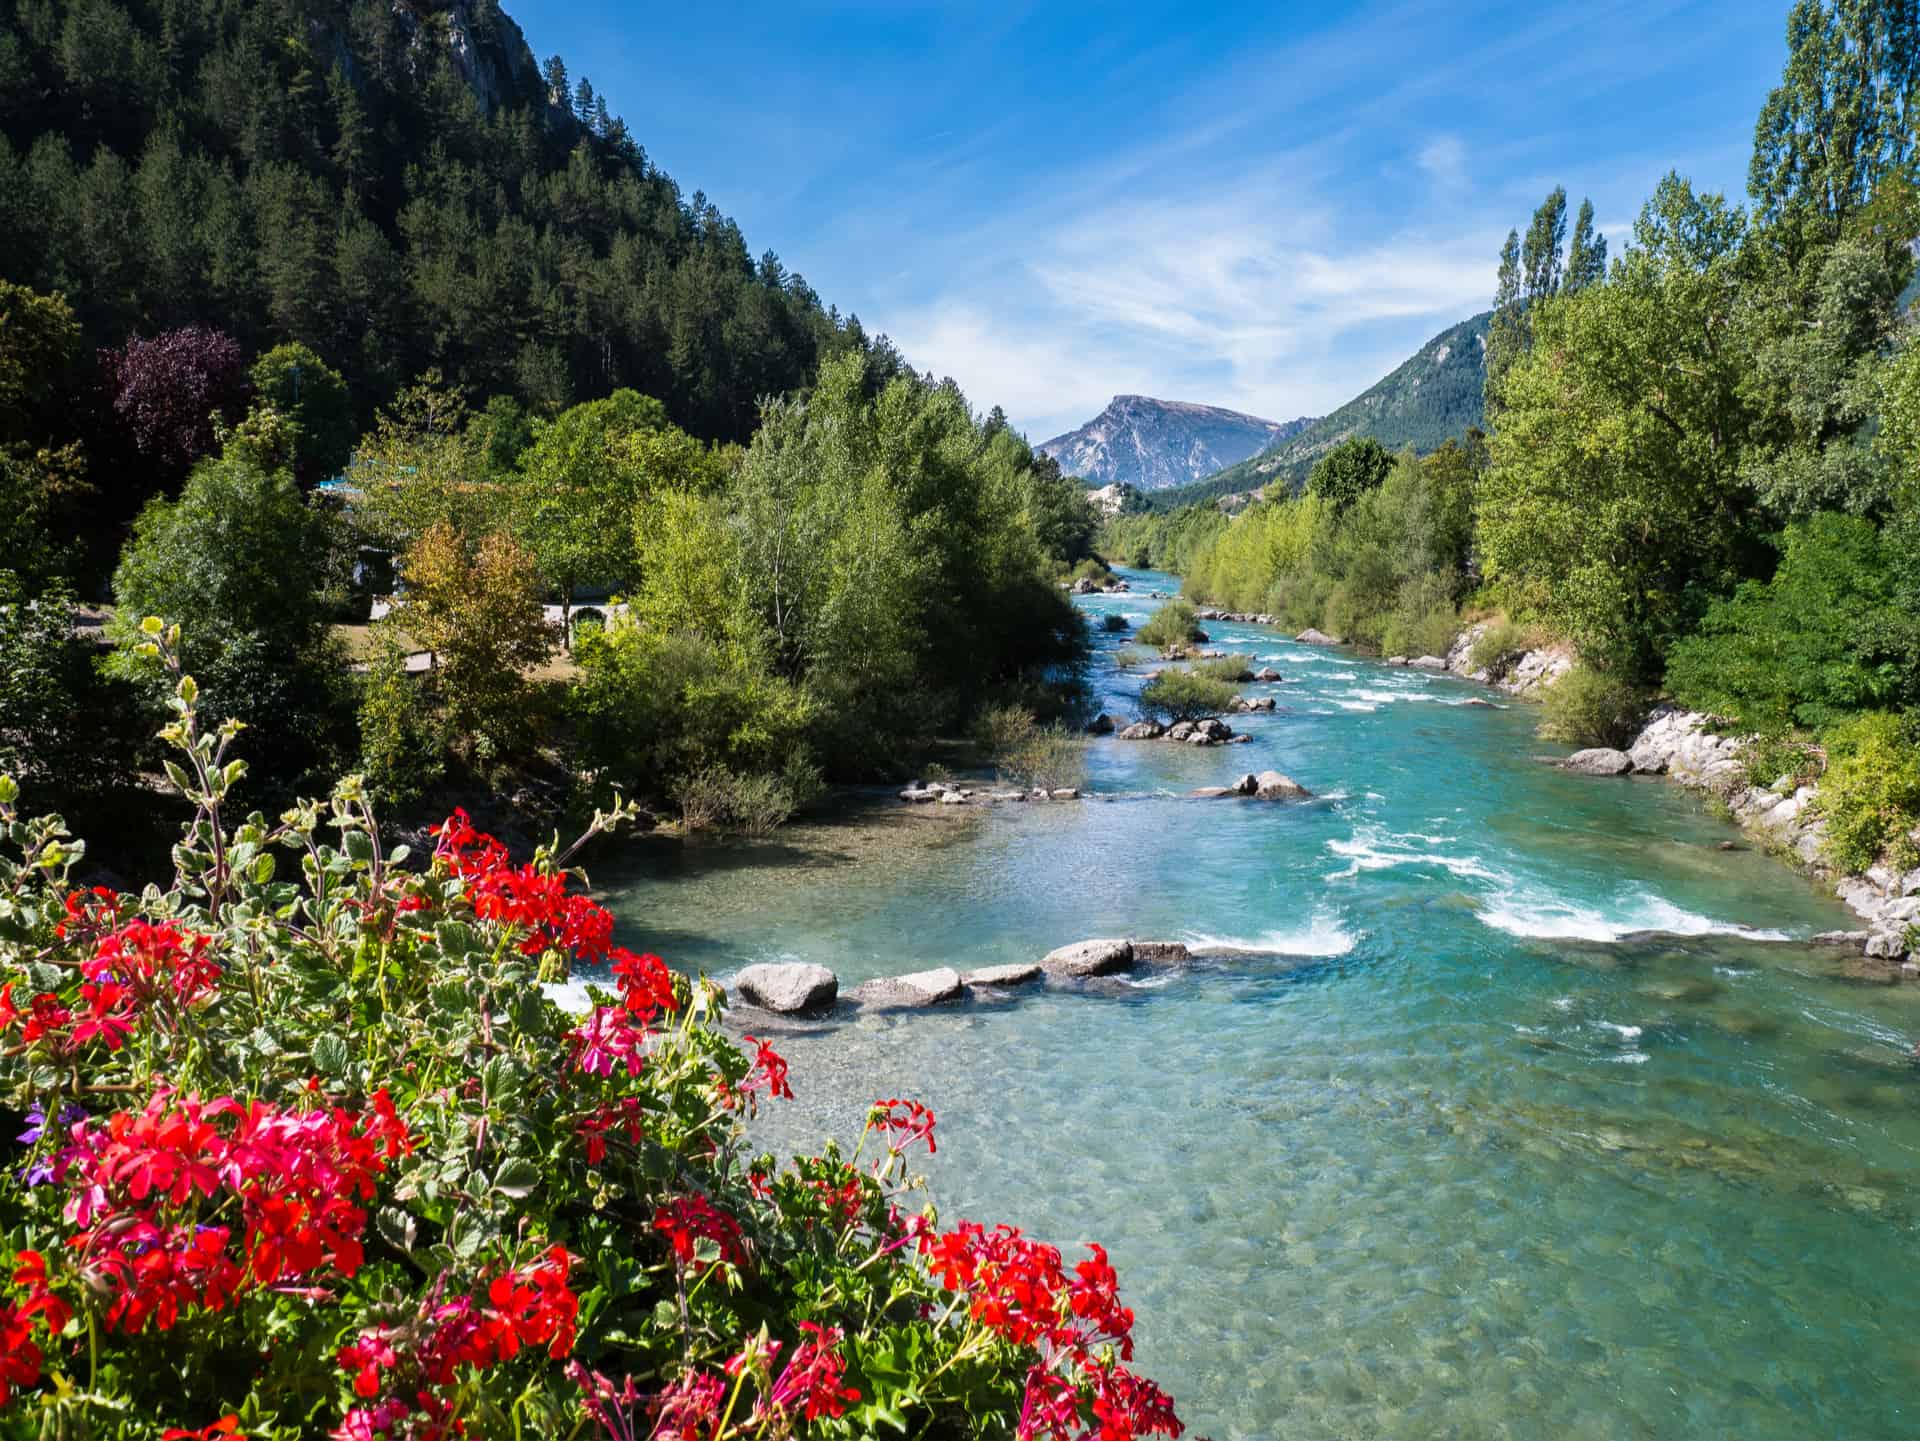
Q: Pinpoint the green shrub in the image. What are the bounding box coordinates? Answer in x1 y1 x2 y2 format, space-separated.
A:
1138 669 1239 722
672 763 812 834
1814 710 1920 873
1192 654 1254 682
1066 556 1117 587
1665 513 1919 730
1379 572 1461 660
1114 646 1150 669
1538 663 1650 748
1136 599 1202 648
1101 611 1129 633
975 703 1086 791
1468 618 1534 677
1741 729 1823 791
356 636 447 804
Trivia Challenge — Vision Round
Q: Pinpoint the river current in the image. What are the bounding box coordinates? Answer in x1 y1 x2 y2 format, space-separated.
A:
597 568 1920 1437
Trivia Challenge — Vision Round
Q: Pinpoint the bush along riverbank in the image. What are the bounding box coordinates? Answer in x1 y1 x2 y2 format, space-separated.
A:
0 625 1181 1441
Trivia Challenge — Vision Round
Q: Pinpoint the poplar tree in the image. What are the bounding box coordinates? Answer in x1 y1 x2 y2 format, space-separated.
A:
1565 198 1608 290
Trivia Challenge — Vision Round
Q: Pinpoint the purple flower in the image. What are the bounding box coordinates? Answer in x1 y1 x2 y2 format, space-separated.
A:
17 1101 87 1186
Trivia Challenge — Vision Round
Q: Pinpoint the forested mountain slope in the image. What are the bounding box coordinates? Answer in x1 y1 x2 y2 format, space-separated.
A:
0 0 892 440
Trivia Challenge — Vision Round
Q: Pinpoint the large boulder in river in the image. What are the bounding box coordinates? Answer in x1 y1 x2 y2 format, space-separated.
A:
1189 717 1233 743
1254 770 1311 800
1040 938 1135 978
1408 656 1449 671
848 967 964 1008
1086 713 1116 735
1166 721 1196 742
1118 721 1164 740
1232 773 1260 795
1295 628 1339 646
1563 748 1633 777
734 962 838 1014
1254 667 1282 681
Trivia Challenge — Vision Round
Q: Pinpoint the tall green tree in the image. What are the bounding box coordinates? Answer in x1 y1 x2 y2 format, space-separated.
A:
1750 0 1920 256
1565 198 1608 290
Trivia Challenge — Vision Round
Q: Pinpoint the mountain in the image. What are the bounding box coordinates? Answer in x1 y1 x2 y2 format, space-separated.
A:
1038 397 1315 491
1147 311 1492 510
0 0 893 443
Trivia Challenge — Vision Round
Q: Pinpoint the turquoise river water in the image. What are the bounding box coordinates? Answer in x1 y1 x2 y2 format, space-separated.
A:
594 568 1920 1438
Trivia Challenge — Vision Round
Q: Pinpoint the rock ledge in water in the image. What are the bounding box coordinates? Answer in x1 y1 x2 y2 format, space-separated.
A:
961 962 1043 989
1563 748 1633 777
848 967 963 1008
1040 938 1135 977
1254 770 1311 800
734 962 838 1014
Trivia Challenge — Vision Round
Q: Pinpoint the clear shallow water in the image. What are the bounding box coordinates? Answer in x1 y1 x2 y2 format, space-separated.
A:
597 568 1920 1438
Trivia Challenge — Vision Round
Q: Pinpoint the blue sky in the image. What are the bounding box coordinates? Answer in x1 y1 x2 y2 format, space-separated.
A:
511 0 1792 441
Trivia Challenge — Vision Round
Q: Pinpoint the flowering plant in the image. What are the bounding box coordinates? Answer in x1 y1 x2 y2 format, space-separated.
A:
0 622 1178 1440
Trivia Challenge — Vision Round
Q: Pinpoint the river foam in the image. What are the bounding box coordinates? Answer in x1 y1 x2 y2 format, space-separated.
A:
1476 887 1793 942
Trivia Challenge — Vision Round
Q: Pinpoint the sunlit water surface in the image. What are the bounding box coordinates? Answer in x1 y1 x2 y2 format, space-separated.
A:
594 569 1920 1438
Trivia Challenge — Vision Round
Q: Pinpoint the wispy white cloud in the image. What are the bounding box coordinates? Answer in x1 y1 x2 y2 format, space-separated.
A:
1418 135 1468 191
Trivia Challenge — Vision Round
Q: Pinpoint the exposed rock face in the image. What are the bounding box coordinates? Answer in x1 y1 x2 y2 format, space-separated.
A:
961 962 1043 988
1623 707 1918 964
1254 770 1311 800
848 967 964 1008
734 962 838 1014
1563 748 1633 776
1444 622 1574 698
1038 396 1314 491
1040 938 1135 977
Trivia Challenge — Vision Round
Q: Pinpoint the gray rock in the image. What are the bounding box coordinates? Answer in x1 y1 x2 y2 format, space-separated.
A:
1040 938 1135 978
899 786 939 803
1050 787 1081 800
1254 667 1283 681
1866 863 1901 893
1191 717 1232 742
1865 931 1910 960
1166 721 1196 742
1384 656 1409 666
1295 628 1339 646
848 966 964 1008
961 962 1042 988
1408 655 1449 671
734 962 838 1014
1227 733 1253 743
1810 930 1872 947
1133 941 1191 963
1189 786 1235 798
936 790 969 805
1254 770 1311 800
1085 713 1116 736
1563 748 1633 777
1233 773 1260 795
1905 868 1920 897
1118 721 1164 740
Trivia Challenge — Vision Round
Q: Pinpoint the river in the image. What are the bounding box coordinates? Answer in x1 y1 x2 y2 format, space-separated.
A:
595 567 1920 1437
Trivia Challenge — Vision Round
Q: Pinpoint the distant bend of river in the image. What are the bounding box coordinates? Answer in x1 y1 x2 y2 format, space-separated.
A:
594 568 1917 1439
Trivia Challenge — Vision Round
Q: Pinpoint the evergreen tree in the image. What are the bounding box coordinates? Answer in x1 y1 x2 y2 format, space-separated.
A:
1565 197 1608 290
1521 186 1568 300
1751 0 1920 254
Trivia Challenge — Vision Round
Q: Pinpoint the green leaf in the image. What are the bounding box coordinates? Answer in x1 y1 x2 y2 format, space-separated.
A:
312 1033 351 1075
342 829 375 865
492 1158 540 1199
375 1206 418 1254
